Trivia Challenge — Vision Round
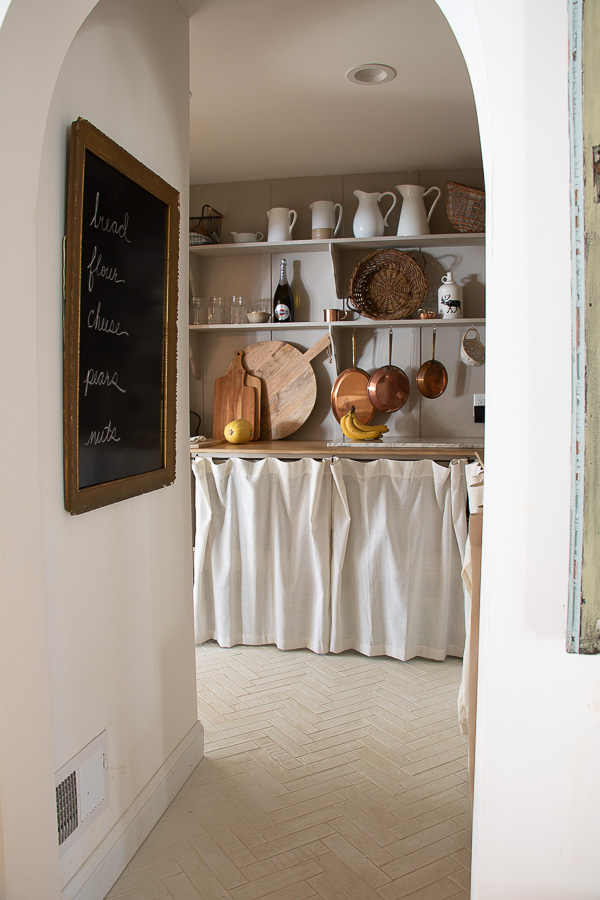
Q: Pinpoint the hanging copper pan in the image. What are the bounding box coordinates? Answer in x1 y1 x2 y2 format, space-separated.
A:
367 328 410 412
330 328 375 424
416 326 448 399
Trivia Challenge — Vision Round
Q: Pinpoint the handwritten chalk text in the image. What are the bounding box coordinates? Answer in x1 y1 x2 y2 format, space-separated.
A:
87 246 126 293
85 420 121 445
87 301 129 337
83 368 126 397
89 192 131 242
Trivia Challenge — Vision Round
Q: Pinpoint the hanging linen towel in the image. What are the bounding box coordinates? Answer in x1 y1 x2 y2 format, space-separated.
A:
330 457 468 661
458 460 484 735
192 456 332 653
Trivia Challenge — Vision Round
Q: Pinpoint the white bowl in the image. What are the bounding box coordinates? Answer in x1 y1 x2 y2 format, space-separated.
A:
247 311 270 323
232 232 263 243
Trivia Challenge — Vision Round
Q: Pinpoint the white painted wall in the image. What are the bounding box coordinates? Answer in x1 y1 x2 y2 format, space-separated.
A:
0 0 598 898
0 1 198 898
438 1 600 897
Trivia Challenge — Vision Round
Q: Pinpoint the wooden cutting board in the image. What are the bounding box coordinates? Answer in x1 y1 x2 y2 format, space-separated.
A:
212 353 256 439
222 351 261 439
242 333 331 440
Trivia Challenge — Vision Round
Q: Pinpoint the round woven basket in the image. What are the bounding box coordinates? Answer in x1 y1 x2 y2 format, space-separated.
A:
348 249 427 320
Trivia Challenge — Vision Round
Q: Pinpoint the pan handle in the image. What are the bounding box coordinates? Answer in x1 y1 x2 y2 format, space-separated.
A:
388 328 393 366
352 328 357 367
432 325 437 361
328 324 339 375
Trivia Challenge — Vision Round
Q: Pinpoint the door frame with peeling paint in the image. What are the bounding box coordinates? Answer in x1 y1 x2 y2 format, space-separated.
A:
568 0 600 653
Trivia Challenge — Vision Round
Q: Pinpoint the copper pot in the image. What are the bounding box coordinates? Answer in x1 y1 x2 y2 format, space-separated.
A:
367 328 410 413
416 326 448 399
330 328 375 424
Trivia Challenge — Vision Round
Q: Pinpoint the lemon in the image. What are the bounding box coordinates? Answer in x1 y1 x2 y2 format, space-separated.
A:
224 418 253 443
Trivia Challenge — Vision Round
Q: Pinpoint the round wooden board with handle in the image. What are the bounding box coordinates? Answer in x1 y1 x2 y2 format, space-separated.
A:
242 334 330 440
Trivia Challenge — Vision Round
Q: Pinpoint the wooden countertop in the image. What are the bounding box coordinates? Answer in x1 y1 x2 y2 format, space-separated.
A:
189 439 483 462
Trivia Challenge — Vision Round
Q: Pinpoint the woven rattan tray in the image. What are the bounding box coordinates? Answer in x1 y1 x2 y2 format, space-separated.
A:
348 249 427 320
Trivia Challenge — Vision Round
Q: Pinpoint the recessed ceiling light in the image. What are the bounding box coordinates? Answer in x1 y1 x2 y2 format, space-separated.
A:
346 64 397 86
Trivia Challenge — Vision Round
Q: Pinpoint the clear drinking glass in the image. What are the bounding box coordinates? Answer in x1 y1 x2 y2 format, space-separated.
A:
230 295 247 324
189 297 207 325
208 296 228 324
254 298 272 317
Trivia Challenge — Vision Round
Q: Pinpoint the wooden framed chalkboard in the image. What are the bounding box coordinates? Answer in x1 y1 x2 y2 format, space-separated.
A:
63 118 180 514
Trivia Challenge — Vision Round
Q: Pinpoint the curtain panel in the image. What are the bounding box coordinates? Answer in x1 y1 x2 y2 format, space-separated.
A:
193 457 332 654
330 457 468 661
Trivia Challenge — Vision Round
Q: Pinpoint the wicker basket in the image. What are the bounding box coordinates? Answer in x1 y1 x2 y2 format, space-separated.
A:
189 205 223 245
348 249 427 320
446 181 485 233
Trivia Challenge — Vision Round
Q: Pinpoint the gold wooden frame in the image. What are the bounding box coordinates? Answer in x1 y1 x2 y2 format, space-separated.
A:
63 118 179 514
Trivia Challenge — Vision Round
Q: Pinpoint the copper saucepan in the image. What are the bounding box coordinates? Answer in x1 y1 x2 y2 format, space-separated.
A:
330 328 375 424
367 328 410 413
416 326 448 399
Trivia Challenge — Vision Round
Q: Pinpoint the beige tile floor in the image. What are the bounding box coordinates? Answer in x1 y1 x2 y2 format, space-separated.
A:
106 643 471 899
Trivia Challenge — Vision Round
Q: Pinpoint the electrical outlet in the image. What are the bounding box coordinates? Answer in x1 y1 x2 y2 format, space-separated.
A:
473 393 485 423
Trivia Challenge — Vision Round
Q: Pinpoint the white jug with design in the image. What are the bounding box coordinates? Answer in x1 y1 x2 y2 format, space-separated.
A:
437 271 463 318
267 207 297 242
352 190 397 238
395 184 441 236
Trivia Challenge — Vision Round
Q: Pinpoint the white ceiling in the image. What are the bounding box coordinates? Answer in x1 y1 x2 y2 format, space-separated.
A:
187 0 481 186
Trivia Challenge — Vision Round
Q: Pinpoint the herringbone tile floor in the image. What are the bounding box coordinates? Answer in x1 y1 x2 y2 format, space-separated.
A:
106 643 471 899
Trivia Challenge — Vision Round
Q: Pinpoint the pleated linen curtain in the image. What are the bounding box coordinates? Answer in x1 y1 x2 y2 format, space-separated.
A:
192 456 332 654
330 458 468 661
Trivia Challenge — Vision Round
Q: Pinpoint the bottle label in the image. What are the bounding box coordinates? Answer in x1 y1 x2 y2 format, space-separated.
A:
274 303 290 321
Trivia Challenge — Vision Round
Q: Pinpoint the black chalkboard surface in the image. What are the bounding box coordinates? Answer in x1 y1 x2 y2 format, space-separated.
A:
64 119 179 514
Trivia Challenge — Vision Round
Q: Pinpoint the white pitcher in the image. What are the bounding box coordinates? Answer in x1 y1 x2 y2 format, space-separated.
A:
309 200 343 239
352 190 397 238
395 184 441 236
267 207 297 242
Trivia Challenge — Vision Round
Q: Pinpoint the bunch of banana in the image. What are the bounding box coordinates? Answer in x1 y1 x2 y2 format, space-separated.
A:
340 407 389 442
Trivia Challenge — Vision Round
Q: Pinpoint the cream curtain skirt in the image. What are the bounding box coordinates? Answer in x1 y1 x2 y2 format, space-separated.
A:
193 456 469 662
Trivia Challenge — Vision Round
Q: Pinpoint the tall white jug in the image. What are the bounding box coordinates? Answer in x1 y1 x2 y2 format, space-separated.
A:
352 190 397 238
395 184 441 236
309 200 343 239
267 207 297 242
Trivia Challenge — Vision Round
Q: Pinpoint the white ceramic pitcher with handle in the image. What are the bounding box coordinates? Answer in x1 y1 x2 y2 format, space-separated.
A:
267 207 297 242
395 184 441 236
352 190 397 238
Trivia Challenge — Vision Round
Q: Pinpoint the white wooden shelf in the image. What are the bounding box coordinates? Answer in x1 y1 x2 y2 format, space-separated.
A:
189 232 485 257
189 317 485 332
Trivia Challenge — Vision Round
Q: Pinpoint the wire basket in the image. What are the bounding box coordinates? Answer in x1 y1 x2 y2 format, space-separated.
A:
446 181 485 233
189 205 223 245
348 249 427 320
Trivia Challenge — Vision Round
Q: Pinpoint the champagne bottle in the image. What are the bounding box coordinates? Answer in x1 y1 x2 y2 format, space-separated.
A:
273 258 294 323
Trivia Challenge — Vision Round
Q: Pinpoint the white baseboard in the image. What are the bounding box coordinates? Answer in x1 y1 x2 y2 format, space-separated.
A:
62 720 204 900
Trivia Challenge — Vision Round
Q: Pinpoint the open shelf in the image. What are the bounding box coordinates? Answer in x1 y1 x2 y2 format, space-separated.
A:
189 232 485 258
189 317 485 332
